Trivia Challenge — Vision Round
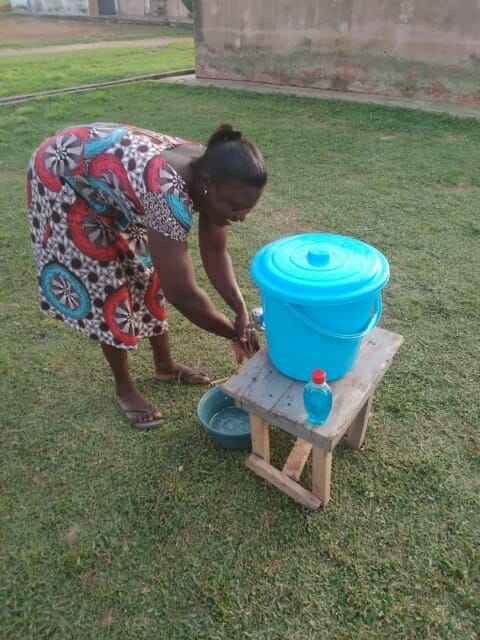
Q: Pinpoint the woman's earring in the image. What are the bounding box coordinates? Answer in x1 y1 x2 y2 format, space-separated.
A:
204 188 208 196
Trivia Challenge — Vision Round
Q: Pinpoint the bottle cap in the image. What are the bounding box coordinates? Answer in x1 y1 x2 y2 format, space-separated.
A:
312 369 326 384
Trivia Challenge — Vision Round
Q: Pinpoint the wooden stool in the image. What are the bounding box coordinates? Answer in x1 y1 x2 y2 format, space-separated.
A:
222 327 403 509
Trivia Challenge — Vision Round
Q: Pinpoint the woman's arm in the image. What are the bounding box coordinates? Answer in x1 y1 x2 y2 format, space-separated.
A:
198 211 249 334
146 227 237 339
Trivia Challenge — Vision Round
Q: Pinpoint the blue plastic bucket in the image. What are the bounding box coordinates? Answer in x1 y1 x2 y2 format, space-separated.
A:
251 233 390 382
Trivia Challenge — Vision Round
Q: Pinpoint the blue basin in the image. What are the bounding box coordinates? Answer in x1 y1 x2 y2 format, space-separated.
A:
197 385 251 450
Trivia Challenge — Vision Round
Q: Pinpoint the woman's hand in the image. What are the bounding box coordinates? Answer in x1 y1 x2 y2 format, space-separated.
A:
231 338 247 364
231 309 260 363
231 335 259 363
234 308 250 343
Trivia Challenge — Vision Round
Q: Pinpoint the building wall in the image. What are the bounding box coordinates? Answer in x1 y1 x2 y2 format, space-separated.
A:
12 0 190 19
11 0 89 15
194 0 480 105
117 0 145 17
166 0 189 20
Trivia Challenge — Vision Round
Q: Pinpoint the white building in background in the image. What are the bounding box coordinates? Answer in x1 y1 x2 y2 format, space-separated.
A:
10 0 191 21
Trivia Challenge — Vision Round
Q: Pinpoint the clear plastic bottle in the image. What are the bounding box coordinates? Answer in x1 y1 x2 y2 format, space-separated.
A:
303 369 333 425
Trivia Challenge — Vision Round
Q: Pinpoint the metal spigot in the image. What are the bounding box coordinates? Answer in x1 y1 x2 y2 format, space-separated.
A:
249 307 265 332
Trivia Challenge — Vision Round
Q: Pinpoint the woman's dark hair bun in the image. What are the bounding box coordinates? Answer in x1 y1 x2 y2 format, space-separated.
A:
191 122 267 189
207 123 242 148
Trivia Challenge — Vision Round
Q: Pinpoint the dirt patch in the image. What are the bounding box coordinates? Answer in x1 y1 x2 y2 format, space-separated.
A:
440 184 477 193
256 205 314 235
0 170 24 182
437 135 465 143
65 522 82 543
0 14 185 46
98 610 114 627
0 36 188 56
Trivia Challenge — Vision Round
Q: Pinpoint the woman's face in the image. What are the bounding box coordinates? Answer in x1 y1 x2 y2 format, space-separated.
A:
203 179 263 227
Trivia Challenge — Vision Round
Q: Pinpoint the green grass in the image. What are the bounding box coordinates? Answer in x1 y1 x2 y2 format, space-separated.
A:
0 84 479 639
0 41 193 97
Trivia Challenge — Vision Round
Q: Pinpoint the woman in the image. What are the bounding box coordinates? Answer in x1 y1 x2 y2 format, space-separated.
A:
27 122 267 429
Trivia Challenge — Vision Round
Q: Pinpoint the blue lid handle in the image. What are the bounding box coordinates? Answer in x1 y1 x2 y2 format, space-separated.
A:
307 247 330 267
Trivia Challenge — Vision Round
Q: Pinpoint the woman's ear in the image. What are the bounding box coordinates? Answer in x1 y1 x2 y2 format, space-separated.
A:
201 174 213 196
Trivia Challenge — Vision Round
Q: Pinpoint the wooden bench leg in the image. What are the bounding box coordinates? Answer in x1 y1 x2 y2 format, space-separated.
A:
311 447 332 506
346 395 373 450
246 454 322 510
249 414 270 462
246 416 322 509
282 438 312 481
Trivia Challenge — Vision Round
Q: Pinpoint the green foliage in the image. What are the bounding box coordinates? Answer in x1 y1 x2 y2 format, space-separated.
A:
0 85 479 639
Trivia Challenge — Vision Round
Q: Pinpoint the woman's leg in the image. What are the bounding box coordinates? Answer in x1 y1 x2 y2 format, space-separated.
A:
149 332 211 384
100 343 163 427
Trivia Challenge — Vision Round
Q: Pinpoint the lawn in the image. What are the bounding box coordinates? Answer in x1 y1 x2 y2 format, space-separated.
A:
0 82 479 639
0 41 194 98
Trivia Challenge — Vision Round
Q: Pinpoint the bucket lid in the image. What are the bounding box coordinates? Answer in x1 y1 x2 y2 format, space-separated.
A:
251 233 389 304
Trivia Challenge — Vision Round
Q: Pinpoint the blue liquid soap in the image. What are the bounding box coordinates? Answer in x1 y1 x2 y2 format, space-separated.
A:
303 369 333 425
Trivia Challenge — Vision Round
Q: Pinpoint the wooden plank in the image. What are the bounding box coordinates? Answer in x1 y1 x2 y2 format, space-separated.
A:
221 349 272 398
269 328 404 448
223 328 403 450
221 349 294 412
311 447 332 506
236 401 327 448
282 438 312 481
317 328 403 447
270 381 306 426
246 454 322 510
346 395 373 449
249 414 270 462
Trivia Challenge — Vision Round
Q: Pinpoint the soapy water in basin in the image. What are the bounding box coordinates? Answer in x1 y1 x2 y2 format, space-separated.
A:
209 407 249 435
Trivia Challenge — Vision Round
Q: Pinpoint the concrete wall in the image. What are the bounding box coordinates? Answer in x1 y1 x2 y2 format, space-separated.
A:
12 0 89 15
117 0 145 18
166 0 189 20
194 0 480 105
12 0 190 19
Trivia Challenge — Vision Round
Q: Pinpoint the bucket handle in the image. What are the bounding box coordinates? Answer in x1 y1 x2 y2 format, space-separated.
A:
286 294 382 341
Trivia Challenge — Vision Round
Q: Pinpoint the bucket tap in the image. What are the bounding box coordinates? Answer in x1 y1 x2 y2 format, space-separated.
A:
249 307 265 333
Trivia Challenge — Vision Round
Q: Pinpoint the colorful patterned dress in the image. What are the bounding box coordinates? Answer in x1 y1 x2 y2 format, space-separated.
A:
27 123 195 349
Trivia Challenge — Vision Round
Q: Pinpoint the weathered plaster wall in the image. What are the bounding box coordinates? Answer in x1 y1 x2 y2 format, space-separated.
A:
11 0 89 15
194 0 480 104
117 0 145 17
166 0 189 20
12 0 190 19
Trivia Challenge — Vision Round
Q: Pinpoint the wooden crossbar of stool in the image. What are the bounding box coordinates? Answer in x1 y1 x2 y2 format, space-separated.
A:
222 327 403 509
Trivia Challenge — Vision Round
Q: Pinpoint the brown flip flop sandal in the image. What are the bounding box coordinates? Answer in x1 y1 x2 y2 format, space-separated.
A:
115 400 164 430
155 368 213 385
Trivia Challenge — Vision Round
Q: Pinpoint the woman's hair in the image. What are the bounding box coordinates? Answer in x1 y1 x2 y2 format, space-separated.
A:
192 124 267 188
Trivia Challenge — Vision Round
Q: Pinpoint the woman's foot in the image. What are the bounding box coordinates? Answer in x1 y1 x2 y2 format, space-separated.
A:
115 388 163 430
99 342 163 430
154 363 212 385
149 334 212 384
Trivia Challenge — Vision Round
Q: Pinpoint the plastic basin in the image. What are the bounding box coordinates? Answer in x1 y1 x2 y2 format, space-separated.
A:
197 385 251 450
